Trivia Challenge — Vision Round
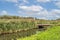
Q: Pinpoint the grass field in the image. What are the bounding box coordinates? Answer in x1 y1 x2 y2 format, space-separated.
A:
18 26 60 40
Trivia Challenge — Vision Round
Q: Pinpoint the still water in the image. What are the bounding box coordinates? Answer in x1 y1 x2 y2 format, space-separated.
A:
0 28 40 40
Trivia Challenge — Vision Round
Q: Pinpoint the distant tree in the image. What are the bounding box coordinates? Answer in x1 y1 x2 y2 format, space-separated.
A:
56 18 60 20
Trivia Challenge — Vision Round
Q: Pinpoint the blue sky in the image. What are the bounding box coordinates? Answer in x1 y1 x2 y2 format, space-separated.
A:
0 0 60 20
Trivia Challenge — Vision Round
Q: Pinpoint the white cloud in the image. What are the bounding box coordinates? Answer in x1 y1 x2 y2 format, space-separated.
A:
18 5 60 20
42 9 60 20
18 5 49 19
50 9 60 14
55 1 60 8
37 0 50 3
39 17 47 19
1 0 29 3
5 0 18 3
37 9 48 15
49 9 60 18
52 0 60 8
1 10 8 15
23 0 28 3
19 5 43 11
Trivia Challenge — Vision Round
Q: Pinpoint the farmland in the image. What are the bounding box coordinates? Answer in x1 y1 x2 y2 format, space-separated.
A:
0 16 60 40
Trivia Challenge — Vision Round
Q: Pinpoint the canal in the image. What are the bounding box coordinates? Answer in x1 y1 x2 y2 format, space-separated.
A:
0 28 41 40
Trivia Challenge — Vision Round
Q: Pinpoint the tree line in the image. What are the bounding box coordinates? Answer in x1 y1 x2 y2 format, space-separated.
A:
0 15 35 19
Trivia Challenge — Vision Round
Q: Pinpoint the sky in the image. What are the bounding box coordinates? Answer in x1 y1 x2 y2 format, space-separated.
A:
0 0 60 20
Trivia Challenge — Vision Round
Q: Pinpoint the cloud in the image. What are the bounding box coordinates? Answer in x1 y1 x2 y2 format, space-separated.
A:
1 0 18 3
0 10 8 15
51 0 60 8
23 0 28 3
55 1 60 8
42 9 60 20
19 5 43 11
50 9 60 14
18 5 48 17
49 9 60 18
37 0 50 3
18 5 49 19
18 5 60 20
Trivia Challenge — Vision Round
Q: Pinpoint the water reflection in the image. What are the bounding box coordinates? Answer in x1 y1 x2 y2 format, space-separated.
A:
0 28 39 40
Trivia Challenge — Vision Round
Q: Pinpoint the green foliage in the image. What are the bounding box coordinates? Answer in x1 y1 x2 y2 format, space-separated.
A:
0 21 36 34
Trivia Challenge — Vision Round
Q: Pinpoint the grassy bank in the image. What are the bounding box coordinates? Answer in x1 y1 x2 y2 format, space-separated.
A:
18 26 60 40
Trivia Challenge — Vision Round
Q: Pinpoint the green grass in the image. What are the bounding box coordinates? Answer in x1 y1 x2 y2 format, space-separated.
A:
18 26 60 40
